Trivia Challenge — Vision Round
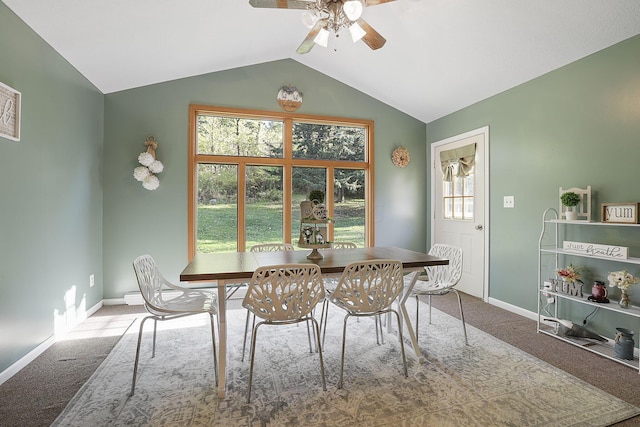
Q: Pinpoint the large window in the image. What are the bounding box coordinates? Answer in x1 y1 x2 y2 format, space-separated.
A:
188 105 374 258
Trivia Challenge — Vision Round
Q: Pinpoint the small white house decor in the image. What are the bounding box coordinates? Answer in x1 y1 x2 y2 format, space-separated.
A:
0 81 21 141
559 186 591 221
601 203 640 224
133 136 164 190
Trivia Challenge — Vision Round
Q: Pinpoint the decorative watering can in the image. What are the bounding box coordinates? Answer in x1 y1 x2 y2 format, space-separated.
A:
614 327 635 360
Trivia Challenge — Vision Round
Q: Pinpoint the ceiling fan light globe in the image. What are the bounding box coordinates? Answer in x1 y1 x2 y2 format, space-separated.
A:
343 0 363 21
301 10 319 29
349 22 366 42
314 27 330 47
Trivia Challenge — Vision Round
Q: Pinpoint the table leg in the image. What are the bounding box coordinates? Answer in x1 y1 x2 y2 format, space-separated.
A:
398 270 425 364
217 280 227 398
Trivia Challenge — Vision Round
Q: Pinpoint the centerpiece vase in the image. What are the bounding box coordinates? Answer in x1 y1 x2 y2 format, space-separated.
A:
619 288 631 308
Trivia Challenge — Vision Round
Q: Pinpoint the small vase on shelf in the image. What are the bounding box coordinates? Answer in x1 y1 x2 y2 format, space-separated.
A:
619 288 631 309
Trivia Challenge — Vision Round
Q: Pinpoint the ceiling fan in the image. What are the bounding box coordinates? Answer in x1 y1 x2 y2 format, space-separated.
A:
248 0 396 54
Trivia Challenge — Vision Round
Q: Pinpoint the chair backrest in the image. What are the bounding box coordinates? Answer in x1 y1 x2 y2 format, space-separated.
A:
250 243 294 252
132 254 169 311
243 264 325 322
425 244 463 288
331 241 357 249
330 259 403 313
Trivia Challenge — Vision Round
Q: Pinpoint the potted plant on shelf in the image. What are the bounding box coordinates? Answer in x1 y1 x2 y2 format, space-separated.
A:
560 191 581 221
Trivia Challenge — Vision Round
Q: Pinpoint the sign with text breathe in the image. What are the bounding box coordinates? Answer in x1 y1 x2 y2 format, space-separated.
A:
563 241 628 260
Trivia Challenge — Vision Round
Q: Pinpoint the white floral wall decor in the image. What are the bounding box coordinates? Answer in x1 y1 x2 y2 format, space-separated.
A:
133 136 164 190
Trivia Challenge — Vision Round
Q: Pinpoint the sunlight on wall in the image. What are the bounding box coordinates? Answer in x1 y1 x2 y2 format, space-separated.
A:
607 78 640 122
53 285 87 338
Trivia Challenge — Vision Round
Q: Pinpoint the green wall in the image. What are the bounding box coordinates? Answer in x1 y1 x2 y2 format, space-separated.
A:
0 3 104 373
427 34 640 328
3 0 638 376
102 59 427 299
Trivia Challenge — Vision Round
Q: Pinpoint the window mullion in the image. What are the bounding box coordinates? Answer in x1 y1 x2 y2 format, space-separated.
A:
238 162 246 251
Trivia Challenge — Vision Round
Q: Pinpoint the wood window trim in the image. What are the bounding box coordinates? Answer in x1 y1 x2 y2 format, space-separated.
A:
188 104 375 260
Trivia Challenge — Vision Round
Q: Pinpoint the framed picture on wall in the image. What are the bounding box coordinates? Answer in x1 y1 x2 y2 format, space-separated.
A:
0 81 21 141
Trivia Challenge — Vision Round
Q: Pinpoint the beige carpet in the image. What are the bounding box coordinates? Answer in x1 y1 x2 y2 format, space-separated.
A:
52 305 640 426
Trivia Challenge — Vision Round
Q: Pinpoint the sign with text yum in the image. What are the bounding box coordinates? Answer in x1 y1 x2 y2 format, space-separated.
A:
563 241 628 260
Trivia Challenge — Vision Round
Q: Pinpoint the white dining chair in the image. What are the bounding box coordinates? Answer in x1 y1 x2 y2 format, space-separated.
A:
241 243 295 361
320 241 384 345
131 254 218 396
409 243 467 345
242 263 327 402
330 241 357 249
329 259 408 388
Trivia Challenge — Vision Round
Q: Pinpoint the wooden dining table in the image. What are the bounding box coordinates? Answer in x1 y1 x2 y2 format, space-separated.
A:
180 246 448 398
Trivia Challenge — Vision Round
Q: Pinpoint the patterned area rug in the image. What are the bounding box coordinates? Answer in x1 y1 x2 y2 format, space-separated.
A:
53 304 640 426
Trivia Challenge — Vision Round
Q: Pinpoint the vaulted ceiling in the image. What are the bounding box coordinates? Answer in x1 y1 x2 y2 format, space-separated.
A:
4 0 640 123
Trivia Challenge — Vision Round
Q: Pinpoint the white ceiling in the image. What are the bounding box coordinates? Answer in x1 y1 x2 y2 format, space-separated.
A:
4 0 640 123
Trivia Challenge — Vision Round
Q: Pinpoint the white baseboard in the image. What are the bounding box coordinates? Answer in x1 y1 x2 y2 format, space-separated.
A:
0 300 103 386
488 297 537 321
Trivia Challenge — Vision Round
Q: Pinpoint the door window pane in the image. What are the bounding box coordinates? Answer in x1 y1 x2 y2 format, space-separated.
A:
197 114 284 157
245 166 283 249
442 163 474 220
197 164 238 253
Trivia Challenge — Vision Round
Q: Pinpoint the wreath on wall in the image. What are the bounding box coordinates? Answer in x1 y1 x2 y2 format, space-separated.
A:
391 146 410 168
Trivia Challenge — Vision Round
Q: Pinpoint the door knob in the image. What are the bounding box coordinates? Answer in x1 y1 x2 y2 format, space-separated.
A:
475 224 483 230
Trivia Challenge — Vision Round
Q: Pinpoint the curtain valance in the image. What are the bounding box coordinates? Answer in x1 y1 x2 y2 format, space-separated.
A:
440 143 476 182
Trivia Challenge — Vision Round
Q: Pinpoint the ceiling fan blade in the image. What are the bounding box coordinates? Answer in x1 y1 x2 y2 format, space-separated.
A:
296 21 326 54
363 0 396 6
356 18 386 50
249 0 312 9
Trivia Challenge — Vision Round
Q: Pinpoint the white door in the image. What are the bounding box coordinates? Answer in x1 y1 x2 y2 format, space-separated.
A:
431 127 488 300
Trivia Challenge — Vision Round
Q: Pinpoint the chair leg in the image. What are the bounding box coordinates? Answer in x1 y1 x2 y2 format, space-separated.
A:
247 321 263 403
390 309 408 378
130 316 151 396
375 315 385 345
209 313 218 385
152 318 158 358
415 295 420 340
310 318 327 392
320 299 329 347
428 295 433 325
452 289 468 345
338 313 352 389
306 316 314 353
241 310 252 362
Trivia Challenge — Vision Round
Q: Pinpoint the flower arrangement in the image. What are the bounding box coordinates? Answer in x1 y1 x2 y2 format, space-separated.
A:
607 270 639 291
133 136 164 190
557 263 582 283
